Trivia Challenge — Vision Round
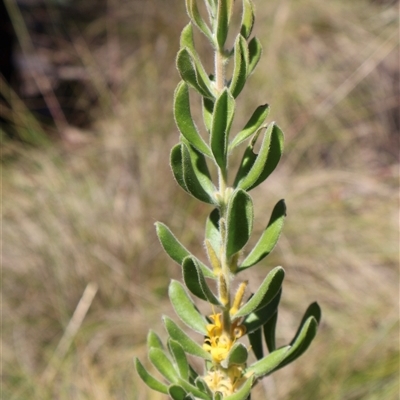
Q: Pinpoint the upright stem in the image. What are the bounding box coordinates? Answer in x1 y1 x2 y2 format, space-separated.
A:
214 50 225 93
214 45 232 335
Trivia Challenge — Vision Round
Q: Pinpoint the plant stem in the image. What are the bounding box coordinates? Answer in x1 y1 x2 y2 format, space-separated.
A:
214 43 232 335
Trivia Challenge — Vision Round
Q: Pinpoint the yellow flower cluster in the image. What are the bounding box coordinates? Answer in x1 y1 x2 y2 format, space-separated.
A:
202 311 248 395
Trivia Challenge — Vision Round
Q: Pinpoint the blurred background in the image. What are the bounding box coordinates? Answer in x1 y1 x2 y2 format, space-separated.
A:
2 0 399 398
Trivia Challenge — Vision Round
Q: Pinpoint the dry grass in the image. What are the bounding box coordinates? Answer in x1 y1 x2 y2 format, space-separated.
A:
2 0 399 399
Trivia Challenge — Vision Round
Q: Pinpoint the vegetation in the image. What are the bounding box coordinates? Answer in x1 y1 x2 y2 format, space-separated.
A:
2 0 398 399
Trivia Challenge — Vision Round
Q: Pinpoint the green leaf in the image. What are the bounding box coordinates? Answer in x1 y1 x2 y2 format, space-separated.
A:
195 377 213 396
210 89 235 172
135 358 169 394
182 142 216 204
224 376 255 400
205 208 221 255
149 348 179 383
174 82 211 157
202 97 214 133
214 393 223 400
177 49 214 98
216 0 232 50
263 311 278 353
274 303 320 365
247 37 262 76
244 288 281 334
186 0 213 42
169 280 208 335
273 316 319 371
163 316 212 360
147 330 164 350
169 385 188 400
248 327 263 360
291 303 321 344
239 199 286 270
171 144 190 194
221 342 248 368
177 379 211 400
232 266 285 319
229 35 248 98
245 346 290 378
168 339 190 380
189 364 199 383
247 124 284 190
225 189 253 259
234 123 284 192
155 222 215 279
182 257 221 305
179 24 216 99
229 104 270 150
240 0 255 39
180 23 196 53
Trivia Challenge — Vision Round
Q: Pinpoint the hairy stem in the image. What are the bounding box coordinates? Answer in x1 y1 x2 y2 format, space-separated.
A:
214 42 232 335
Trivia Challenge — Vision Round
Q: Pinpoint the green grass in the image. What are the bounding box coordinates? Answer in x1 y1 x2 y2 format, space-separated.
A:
2 0 399 398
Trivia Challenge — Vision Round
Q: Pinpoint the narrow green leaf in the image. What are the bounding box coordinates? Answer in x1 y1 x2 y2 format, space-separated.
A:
155 222 215 279
210 89 235 171
186 0 213 42
245 346 291 378
182 143 216 204
178 379 212 400
171 144 190 194
149 348 179 383
195 377 213 396
291 302 321 345
216 0 230 50
182 257 221 305
205 208 221 255
226 189 253 259
135 358 169 394
174 82 211 157
247 37 262 76
177 48 202 94
271 303 320 364
163 316 212 360
234 123 284 192
221 343 248 368
180 23 196 53
232 266 285 319
244 288 281 334
189 364 199 383
239 199 286 270
240 0 255 39
263 311 278 353
229 104 270 150
168 339 190 380
248 327 263 360
224 376 255 400
229 35 248 98
247 124 284 191
179 24 216 99
169 280 207 335
214 393 223 400
147 330 164 350
273 316 319 371
177 49 214 98
232 144 256 188
169 385 187 400
202 97 214 133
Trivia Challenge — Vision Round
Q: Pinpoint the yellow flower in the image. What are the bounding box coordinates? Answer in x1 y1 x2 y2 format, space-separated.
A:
203 311 246 363
203 310 248 395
